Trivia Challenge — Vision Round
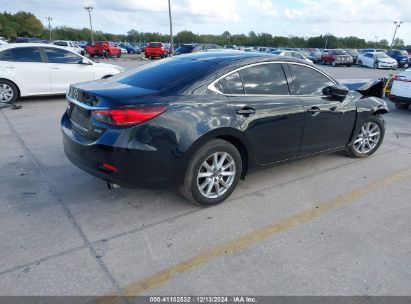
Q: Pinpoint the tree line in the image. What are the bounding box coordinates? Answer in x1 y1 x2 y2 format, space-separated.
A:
0 11 408 49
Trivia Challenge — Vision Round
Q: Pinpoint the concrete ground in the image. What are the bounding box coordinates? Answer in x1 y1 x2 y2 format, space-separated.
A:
0 63 410 302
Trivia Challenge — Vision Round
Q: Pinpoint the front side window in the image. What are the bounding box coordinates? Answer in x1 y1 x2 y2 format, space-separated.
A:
215 72 244 94
289 64 334 96
10 47 43 62
239 64 290 95
44 48 81 64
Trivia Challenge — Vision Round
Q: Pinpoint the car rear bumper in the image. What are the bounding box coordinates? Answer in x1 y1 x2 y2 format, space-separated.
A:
61 112 181 189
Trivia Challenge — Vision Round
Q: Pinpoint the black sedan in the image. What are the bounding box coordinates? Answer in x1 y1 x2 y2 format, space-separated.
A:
62 52 388 206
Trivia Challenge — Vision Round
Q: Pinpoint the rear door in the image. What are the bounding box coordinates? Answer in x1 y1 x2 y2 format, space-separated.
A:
0 46 51 95
215 62 305 164
43 47 94 94
287 63 356 154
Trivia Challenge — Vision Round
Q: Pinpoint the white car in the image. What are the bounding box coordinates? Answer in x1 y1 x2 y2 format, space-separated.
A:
119 47 127 54
389 69 411 110
357 52 397 69
271 50 313 64
54 40 85 55
0 43 125 103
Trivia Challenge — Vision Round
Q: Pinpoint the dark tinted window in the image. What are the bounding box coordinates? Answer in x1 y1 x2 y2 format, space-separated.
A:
44 48 81 64
54 41 69 47
0 49 13 61
239 63 289 95
115 58 214 91
216 72 244 94
11 47 42 62
175 45 195 54
364 53 374 58
289 64 334 96
148 43 162 47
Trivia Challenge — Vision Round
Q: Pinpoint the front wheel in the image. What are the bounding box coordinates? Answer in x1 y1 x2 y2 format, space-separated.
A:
346 115 385 158
395 103 410 110
358 60 362 67
373 62 378 69
179 139 242 206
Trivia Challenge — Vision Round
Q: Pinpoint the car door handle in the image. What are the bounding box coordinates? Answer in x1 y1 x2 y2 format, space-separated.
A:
50 67 61 70
4 66 15 69
236 107 255 116
307 107 321 116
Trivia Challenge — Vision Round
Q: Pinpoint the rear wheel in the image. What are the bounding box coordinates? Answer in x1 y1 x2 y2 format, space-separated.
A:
179 139 242 206
358 60 362 67
322 59 326 65
373 62 378 69
332 61 336 67
346 115 385 158
395 103 410 110
0 79 18 104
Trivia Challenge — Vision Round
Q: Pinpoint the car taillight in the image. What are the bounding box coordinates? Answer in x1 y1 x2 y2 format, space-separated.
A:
93 106 167 126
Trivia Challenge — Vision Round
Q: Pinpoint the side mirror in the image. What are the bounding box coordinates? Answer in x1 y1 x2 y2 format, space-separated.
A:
79 58 92 65
322 84 350 101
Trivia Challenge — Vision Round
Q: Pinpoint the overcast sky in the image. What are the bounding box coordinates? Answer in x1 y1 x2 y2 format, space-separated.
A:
1 0 410 44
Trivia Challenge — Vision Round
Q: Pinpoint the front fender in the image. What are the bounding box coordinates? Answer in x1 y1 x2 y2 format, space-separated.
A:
349 94 389 142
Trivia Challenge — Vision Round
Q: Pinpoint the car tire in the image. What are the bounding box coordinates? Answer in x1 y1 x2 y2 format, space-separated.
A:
346 115 385 158
179 139 242 206
347 64 352 67
0 79 19 104
395 103 410 110
373 62 378 69
332 61 336 67
322 59 326 65
358 60 362 67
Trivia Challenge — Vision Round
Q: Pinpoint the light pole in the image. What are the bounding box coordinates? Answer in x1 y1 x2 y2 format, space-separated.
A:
390 21 403 50
168 0 174 54
84 6 94 44
324 33 330 49
45 17 52 41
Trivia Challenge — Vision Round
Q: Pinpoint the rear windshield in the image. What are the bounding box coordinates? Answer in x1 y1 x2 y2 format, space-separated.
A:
148 43 162 47
115 58 214 91
176 45 195 53
332 50 348 55
398 50 408 55
54 41 68 46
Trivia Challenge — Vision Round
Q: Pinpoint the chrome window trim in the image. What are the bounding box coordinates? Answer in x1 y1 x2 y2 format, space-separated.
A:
66 95 108 110
207 61 336 97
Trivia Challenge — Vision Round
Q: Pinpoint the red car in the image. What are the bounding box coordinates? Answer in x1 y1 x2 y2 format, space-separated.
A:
85 41 121 58
144 42 168 59
321 49 353 67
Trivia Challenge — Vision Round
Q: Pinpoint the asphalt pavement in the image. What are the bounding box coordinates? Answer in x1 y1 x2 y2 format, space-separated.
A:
0 61 410 302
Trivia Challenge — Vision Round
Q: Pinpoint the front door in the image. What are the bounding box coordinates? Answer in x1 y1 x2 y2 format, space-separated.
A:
287 63 356 154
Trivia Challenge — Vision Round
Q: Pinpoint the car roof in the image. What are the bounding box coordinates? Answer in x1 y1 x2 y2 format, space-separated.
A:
174 51 288 64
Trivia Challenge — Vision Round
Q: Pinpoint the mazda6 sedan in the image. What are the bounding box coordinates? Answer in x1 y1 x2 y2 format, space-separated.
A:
62 52 388 206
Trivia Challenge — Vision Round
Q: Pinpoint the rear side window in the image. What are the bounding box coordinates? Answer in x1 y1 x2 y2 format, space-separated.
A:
9 47 43 62
216 72 244 94
43 48 81 64
288 64 334 96
239 63 290 95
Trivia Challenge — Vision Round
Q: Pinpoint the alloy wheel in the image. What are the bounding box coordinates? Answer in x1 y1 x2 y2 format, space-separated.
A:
353 122 381 154
197 152 236 199
0 84 14 103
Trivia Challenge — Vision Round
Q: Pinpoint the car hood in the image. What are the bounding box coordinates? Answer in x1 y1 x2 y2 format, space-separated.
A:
378 58 396 63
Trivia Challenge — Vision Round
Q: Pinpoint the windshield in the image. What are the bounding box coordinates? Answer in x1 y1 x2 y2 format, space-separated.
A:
271 51 282 55
398 50 408 55
375 53 390 58
347 50 359 56
299 51 309 57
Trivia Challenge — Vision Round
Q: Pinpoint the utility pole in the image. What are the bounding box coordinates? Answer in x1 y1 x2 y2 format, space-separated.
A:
324 33 330 49
168 0 174 54
84 6 94 44
45 17 52 41
390 21 403 50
